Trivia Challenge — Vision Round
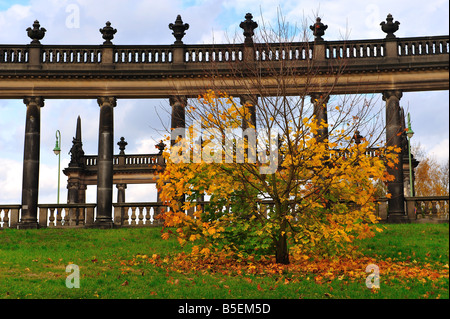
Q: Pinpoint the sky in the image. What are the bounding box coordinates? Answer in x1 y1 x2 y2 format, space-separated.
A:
0 0 448 204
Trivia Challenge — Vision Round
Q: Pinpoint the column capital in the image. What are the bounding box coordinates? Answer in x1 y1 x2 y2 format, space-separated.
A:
97 96 117 107
169 95 187 106
382 90 403 101
310 93 330 104
116 183 127 190
67 181 80 189
23 96 44 107
239 94 258 106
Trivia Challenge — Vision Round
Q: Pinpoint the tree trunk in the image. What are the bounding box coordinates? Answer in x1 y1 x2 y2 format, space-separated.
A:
275 219 290 264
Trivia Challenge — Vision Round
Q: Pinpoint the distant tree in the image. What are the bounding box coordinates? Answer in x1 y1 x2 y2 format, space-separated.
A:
412 143 449 196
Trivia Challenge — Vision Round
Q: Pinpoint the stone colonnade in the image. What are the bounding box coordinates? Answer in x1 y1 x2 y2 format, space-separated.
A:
17 90 408 228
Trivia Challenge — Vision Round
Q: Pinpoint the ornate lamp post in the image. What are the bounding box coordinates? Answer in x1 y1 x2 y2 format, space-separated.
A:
406 113 414 197
53 130 61 204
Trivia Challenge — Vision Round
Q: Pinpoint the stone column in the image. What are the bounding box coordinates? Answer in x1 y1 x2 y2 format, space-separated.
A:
170 95 187 145
240 94 257 130
78 184 87 204
383 90 408 223
19 96 44 229
310 93 330 143
67 180 79 204
116 183 127 203
95 96 116 228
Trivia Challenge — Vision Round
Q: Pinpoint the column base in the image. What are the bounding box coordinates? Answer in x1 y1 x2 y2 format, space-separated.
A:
93 218 114 229
387 214 411 224
17 221 40 229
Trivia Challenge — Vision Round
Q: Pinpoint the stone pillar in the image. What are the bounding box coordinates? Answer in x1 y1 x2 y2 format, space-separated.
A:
78 184 87 204
95 96 116 228
310 93 330 143
170 95 187 145
67 180 79 204
240 94 257 130
19 96 44 229
116 183 127 203
383 90 408 223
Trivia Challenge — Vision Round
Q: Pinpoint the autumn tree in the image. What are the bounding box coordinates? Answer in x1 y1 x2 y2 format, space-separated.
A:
157 13 398 264
412 143 449 196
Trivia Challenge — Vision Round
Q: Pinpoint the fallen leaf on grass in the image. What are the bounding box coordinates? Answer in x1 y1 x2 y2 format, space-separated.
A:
121 280 129 286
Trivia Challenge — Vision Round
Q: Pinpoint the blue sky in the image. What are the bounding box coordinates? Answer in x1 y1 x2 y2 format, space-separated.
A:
0 0 448 204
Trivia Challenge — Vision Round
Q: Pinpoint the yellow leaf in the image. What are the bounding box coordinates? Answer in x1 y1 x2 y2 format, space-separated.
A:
161 232 170 240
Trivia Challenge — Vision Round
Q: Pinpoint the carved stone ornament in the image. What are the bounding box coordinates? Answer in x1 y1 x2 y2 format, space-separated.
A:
26 20 46 45
99 21 117 45
169 15 189 44
380 14 400 39
118 137 128 155
239 13 258 45
155 140 166 154
309 17 328 41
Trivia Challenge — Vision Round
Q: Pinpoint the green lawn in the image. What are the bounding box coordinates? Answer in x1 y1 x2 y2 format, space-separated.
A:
0 224 448 299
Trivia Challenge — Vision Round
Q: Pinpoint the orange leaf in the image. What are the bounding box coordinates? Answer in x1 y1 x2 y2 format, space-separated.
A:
161 232 170 240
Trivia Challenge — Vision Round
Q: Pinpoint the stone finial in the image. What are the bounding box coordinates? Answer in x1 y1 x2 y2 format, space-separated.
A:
155 140 166 155
380 14 400 39
309 17 328 42
239 13 258 45
169 15 189 45
99 21 117 45
117 137 128 155
353 130 364 145
26 20 46 45
69 116 85 167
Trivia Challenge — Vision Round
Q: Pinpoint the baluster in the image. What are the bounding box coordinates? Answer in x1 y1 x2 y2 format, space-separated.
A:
4 208 9 228
49 208 55 227
138 207 144 226
154 205 164 225
63 207 70 226
130 207 137 226
56 207 63 226
431 201 437 215
0 209 5 228
122 206 130 225
145 206 151 225
78 207 85 225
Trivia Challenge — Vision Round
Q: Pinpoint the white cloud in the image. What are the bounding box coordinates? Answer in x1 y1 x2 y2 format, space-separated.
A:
0 158 22 203
427 138 449 164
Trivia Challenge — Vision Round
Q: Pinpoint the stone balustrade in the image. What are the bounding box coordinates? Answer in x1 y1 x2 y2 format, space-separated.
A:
1 196 448 229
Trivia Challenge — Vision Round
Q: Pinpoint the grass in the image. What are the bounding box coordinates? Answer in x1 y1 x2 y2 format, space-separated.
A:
0 224 448 299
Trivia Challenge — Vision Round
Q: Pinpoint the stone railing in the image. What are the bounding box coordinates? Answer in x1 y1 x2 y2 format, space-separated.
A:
376 196 449 222
184 44 244 63
38 203 97 227
113 202 167 227
1 196 448 229
0 205 21 229
0 46 29 63
397 36 449 56
41 45 103 64
406 196 449 222
0 36 447 71
325 39 386 59
114 45 173 63
83 153 165 169
254 42 314 61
